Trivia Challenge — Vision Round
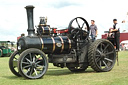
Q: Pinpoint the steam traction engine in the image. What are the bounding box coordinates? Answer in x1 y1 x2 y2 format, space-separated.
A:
9 5 117 79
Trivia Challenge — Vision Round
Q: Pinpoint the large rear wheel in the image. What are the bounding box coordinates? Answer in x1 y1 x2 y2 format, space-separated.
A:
18 48 48 79
88 39 116 72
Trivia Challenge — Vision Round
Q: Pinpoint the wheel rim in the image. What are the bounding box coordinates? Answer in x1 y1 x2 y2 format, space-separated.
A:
95 41 116 71
20 52 48 79
9 51 21 76
12 52 20 74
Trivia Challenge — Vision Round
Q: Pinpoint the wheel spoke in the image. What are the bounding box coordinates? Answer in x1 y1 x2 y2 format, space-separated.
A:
29 53 32 61
76 18 81 28
26 67 33 76
25 58 31 63
23 65 31 69
103 44 109 52
22 62 30 64
102 60 108 68
106 51 114 55
81 23 85 28
26 68 30 75
96 57 101 62
99 61 102 68
29 67 34 76
33 56 36 62
96 54 101 56
36 60 42 64
34 68 38 76
96 49 102 54
100 43 103 52
37 64 44 68
104 58 113 62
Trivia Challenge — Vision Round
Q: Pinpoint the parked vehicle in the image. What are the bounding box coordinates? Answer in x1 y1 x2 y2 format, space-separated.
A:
120 40 128 51
0 41 15 57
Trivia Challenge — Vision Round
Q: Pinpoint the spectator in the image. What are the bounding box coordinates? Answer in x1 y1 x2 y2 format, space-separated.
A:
90 20 98 42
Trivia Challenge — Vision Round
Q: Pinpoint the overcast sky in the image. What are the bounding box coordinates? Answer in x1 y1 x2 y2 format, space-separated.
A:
0 0 128 41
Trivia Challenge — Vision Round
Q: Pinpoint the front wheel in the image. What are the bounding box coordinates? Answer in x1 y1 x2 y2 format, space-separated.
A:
9 51 21 77
88 39 116 72
18 48 48 79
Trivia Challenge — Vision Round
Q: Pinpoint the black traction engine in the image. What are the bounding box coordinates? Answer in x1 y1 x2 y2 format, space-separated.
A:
9 5 117 79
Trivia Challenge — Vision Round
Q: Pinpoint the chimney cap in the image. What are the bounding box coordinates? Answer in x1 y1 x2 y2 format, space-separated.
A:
25 5 35 9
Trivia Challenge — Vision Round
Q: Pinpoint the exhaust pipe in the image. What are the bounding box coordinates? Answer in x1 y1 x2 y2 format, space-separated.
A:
25 5 35 36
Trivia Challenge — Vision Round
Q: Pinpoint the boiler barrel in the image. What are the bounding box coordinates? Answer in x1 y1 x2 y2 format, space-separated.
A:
40 36 71 54
17 36 72 54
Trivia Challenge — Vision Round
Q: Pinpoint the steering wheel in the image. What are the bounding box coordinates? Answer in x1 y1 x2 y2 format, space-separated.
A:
68 17 90 41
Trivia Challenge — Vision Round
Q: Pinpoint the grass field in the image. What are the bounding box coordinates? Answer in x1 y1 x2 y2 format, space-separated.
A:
0 51 128 85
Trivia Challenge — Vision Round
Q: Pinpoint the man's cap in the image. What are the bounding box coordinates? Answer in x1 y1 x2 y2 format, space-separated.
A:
113 19 117 21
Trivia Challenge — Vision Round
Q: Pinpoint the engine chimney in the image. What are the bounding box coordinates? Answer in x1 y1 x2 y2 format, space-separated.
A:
25 5 35 36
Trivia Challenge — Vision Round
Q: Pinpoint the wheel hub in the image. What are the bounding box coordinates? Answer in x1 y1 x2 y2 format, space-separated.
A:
31 62 36 68
101 53 106 60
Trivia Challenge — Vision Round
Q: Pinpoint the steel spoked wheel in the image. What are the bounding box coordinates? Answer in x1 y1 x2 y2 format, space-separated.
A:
9 51 21 77
18 48 48 79
88 39 116 72
68 17 90 41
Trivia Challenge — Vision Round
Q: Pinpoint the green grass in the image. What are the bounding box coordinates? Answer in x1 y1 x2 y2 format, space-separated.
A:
0 51 128 85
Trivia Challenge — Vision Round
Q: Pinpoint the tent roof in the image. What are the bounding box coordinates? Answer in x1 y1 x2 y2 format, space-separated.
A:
121 40 128 44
